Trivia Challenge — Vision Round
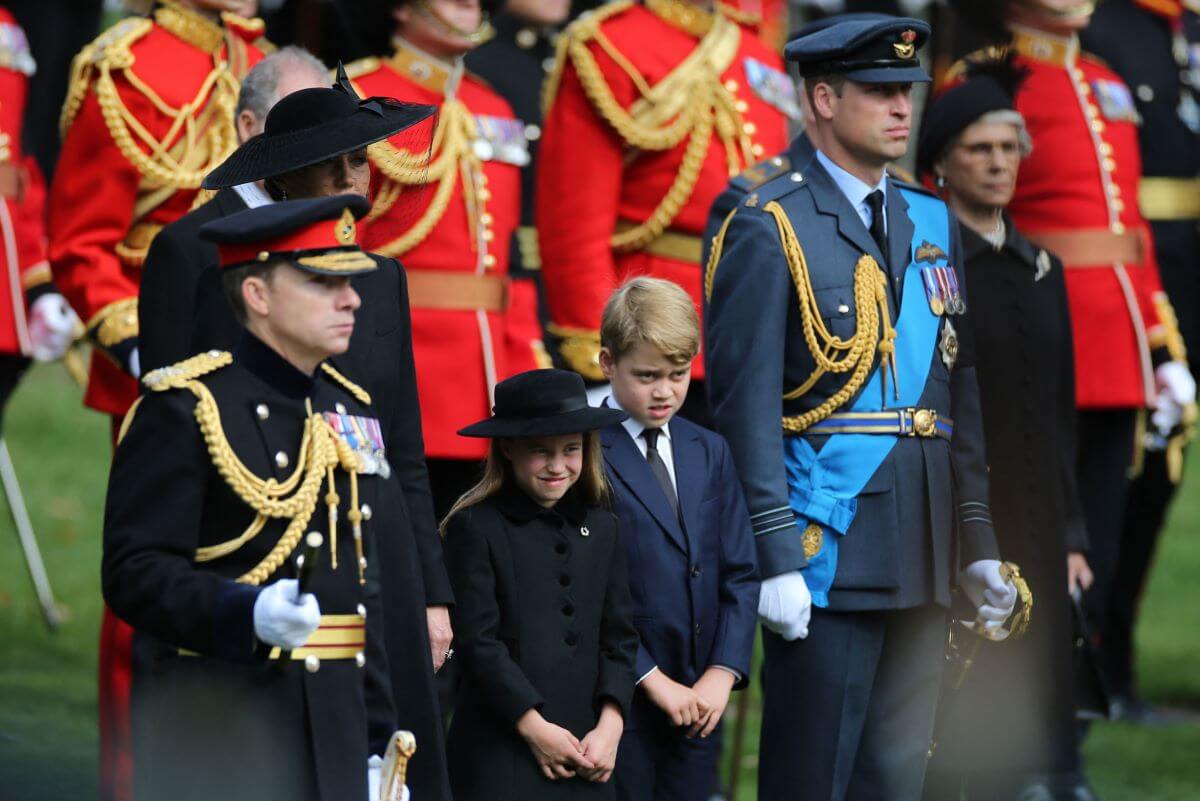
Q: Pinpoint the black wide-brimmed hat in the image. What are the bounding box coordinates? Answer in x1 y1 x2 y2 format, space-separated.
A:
199 194 378 276
203 64 437 189
459 370 628 438
785 15 931 84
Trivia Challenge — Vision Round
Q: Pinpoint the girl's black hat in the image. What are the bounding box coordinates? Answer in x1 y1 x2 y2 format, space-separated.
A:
458 370 628 438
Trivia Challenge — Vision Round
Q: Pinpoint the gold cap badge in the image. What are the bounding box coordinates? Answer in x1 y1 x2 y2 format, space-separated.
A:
336 209 357 246
894 29 916 59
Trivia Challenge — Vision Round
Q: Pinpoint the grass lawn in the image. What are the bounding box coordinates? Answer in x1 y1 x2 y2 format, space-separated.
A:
1 363 1198 800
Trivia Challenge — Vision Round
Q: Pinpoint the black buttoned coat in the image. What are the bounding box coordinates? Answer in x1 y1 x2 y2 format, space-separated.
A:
442 487 638 801
928 219 1087 775
102 334 393 801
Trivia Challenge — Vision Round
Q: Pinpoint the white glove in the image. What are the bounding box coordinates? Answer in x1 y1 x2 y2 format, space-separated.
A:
252 579 320 649
127 346 141 379
758 570 812 641
28 293 79 362
959 560 1018 626
1152 361 1196 434
368 754 410 801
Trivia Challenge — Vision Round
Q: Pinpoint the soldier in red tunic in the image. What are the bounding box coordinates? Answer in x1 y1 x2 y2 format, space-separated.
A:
536 0 795 423
947 3 1196 783
0 6 77 400
46 4 265 800
351 0 542 518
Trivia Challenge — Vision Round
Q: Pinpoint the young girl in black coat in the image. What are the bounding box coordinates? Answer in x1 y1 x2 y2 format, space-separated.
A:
441 369 639 801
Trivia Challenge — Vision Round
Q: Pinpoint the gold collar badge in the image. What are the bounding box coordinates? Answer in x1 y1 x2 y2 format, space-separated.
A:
336 209 357 246
894 29 917 59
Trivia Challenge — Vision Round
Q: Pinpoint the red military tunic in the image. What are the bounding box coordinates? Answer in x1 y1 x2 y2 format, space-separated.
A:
353 40 534 460
537 0 793 380
49 2 264 418
0 7 48 356
1003 25 1182 408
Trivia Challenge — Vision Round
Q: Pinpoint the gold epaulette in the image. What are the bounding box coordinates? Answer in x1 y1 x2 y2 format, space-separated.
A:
142 350 233 392
321 363 372 405
221 11 265 38
716 2 761 28
344 56 381 80
542 0 635 115
60 17 153 136
940 45 1009 88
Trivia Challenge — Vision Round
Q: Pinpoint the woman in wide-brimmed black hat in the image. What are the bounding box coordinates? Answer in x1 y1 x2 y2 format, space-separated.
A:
439 369 638 801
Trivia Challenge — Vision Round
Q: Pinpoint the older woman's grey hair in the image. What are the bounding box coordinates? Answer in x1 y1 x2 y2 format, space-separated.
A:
960 109 1034 159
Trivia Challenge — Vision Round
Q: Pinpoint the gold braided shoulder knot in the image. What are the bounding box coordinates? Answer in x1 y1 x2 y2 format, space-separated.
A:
547 323 604 381
754 201 897 434
61 14 242 191
321 363 372 405
86 297 139 348
546 2 754 253
144 352 367 585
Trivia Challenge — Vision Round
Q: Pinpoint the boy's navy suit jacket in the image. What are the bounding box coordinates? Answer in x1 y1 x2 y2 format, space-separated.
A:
601 414 760 729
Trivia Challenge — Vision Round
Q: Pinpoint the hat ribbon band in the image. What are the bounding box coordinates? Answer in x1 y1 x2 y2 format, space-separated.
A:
492 396 590 419
802 57 920 76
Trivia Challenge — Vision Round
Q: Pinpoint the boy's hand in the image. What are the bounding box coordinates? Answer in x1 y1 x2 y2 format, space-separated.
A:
688 668 737 738
641 669 711 728
579 702 624 783
516 708 595 781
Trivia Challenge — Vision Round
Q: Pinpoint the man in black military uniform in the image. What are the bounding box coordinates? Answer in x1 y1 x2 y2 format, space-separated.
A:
141 71 459 801
704 17 1017 801
1080 0 1200 722
103 195 403 801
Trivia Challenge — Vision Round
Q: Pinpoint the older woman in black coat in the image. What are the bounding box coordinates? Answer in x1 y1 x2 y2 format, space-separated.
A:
917 60 1094 801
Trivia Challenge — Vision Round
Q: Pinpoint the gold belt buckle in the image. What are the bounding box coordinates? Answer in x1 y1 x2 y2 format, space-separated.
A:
911 408 936 437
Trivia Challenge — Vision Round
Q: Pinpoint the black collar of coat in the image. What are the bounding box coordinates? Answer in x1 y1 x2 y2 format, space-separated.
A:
233 331 317 400
960 211 1042 271
493 481 589 527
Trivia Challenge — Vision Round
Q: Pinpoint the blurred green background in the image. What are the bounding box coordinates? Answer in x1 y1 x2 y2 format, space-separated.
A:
1 363 1198 800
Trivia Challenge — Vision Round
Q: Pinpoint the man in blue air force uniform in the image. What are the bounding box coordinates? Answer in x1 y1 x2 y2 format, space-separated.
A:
704 17 1019 801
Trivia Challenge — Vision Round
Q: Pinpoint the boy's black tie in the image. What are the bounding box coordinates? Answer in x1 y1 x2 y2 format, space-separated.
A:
642 427 679 516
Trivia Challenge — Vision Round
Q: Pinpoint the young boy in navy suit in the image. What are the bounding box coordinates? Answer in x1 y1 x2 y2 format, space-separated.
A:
598 277 760 801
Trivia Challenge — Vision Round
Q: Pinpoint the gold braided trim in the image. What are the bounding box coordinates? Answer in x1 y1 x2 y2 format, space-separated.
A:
548 323 604 381
297 251 378 273
142 349 232 391
1150 292 1189 362
321 363 372 405
22 261 52 290
117 395 145 445
703 208 737 302
551 8 751 252
86 297 139 347
155 1 224 53
195 514 266 562
757 201 895 434
367 98 481 257
62 14 242 192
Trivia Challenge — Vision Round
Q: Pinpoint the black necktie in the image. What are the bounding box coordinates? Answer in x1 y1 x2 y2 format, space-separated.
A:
866 189 889 267
641 428 679 516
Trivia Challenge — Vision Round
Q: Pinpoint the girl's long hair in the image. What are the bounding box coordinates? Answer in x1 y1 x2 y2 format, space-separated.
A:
439 431 610 534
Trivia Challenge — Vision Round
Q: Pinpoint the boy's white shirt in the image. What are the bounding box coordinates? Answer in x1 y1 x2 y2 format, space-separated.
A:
606 394 678 491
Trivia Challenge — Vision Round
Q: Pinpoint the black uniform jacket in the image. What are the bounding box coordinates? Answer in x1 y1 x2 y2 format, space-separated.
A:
442 486 638 801
102 333 391 801
931 220 1087 773
138 194 455 800
704 144 999 610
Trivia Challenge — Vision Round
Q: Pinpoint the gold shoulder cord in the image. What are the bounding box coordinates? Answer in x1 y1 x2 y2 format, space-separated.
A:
545 3 753 253
321 363 372 405
707 204 897 434
60 15 242 193
144 352 369 586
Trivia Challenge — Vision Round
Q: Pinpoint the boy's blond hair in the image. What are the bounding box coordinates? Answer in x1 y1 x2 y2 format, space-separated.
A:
601 277 700 364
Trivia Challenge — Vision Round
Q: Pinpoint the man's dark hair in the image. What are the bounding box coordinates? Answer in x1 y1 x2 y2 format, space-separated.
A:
222 261 280 324
804 73 848 109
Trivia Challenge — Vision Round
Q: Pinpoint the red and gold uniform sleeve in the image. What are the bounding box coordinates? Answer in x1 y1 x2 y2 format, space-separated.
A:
536 24 630 379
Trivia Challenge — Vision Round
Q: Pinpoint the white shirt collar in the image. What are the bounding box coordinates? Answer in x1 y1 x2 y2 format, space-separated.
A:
233 181 273 209
607 395 672 444
815 149 888 231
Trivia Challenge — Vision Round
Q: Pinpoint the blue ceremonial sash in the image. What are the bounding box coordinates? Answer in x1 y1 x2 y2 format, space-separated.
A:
784 189 950 606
